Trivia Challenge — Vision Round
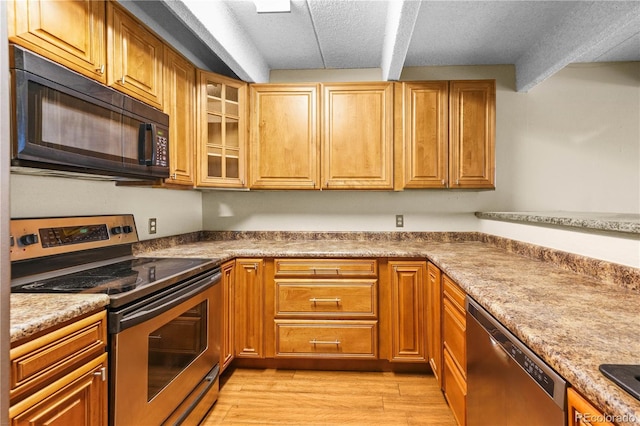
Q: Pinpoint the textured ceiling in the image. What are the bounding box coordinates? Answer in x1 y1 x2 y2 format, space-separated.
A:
140 0 640 92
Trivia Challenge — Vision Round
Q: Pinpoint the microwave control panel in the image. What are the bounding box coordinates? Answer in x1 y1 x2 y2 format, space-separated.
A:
156 132 168 166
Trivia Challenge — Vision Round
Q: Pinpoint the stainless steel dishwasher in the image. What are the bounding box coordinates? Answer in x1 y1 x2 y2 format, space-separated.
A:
466 297 567 425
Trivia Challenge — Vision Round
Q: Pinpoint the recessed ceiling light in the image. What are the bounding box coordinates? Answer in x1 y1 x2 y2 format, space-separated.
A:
254 0 291 13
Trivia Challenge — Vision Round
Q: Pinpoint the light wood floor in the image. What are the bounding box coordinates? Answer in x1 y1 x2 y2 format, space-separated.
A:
201 367 457 425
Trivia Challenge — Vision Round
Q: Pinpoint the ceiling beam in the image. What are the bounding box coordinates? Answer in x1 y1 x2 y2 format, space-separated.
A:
381 0 421 81
515 1 640 93
168 0 270 83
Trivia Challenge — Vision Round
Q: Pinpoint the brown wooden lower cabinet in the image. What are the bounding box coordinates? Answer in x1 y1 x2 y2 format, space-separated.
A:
234 258 265 358
442 274 467 426
275 320 377 358
567 387 615 426
9 310 108 426
221 260 235 372
387 260 428 362
426 262 443 386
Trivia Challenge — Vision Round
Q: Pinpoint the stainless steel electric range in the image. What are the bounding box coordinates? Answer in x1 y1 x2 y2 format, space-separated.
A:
10 215 222 426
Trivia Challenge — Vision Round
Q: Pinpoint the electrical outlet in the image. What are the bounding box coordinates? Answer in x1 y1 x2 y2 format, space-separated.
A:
395 215 404 228
149 218 157 234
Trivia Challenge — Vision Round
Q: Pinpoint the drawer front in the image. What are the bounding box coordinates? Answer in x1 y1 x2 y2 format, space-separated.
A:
275 259 377 277
443 275 466 312
275 320 377 358
443 350 467 426
275 279 377 317
443 298 466 376
10 311 107 402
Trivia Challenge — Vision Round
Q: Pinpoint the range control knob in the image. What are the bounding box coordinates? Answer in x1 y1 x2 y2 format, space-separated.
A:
122 225 133 234
19 233 39 246
111 226 123 235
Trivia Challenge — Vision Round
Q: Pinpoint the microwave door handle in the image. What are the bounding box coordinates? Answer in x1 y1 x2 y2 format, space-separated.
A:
137 123 157 166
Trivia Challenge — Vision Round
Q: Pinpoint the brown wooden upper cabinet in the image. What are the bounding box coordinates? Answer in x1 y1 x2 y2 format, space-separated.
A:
196 71 247 188
107 1 164 109
163 47 196 187
7 0 107 83
249 84 320 189
249 82 394 190
322 82 394 189
395 80 496 189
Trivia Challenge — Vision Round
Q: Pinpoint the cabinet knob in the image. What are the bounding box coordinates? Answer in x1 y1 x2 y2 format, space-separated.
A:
96 64 105 74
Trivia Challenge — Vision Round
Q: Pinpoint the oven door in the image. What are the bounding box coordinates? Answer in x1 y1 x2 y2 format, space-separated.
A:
110 270 221 426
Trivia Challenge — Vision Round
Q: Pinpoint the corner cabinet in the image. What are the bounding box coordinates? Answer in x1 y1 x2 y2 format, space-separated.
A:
163 47 196 186
107 1 164 109
395 80 495 190
7 0 107 83
322 83 394 190
249 84 320 189
196 71 247 188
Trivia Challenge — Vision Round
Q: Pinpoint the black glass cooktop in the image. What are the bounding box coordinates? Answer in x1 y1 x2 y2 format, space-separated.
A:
11 257 217 305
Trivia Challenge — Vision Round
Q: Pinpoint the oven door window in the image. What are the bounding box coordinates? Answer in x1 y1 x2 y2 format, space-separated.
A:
147 300 208 400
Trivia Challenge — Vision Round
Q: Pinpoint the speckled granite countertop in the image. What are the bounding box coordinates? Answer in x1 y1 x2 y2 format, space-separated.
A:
476 211 640 234
10 294 110 343
137 236 640 425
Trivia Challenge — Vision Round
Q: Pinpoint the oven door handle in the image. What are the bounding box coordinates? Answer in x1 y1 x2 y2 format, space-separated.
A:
113 270 221 333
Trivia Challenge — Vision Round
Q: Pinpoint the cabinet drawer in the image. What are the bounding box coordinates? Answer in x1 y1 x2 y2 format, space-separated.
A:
10 311 107 402
443 298 466 376
275 320 377 358
275 279 377 317
443 350 466 426
443 275 466 312
275 259 377 277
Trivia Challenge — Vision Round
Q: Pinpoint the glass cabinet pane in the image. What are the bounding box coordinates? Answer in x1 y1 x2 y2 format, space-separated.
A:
207 82 222 113
226 148 239 178
208 146 222 177
226 118 239 148
207 114 222 146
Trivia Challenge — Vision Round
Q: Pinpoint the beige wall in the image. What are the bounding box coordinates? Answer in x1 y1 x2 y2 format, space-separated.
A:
10 175 203 240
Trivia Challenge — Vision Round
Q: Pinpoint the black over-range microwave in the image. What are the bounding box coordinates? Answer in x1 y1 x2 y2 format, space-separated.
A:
9 45 169 180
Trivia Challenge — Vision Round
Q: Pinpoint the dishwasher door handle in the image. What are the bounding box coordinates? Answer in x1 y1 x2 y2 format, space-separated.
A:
489 335 511 365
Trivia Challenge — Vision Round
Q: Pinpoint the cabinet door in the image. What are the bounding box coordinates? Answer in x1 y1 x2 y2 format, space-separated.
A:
249 84 320 189
221 261 235 372
388 261 427 362
107 2 163 109
197 71 247 188
449 80 495 189
322 83 394 189
394 82 449 189
163 48 195 186
8 0 106 83
567 388 615 426
426 262 443 387
235 259 264 358
10 354 108 426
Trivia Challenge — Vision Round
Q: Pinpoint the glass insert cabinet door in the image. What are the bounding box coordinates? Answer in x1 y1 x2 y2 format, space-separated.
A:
197 71 246 187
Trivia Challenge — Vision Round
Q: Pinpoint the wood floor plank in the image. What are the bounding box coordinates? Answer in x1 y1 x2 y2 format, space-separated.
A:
203 367 456 425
